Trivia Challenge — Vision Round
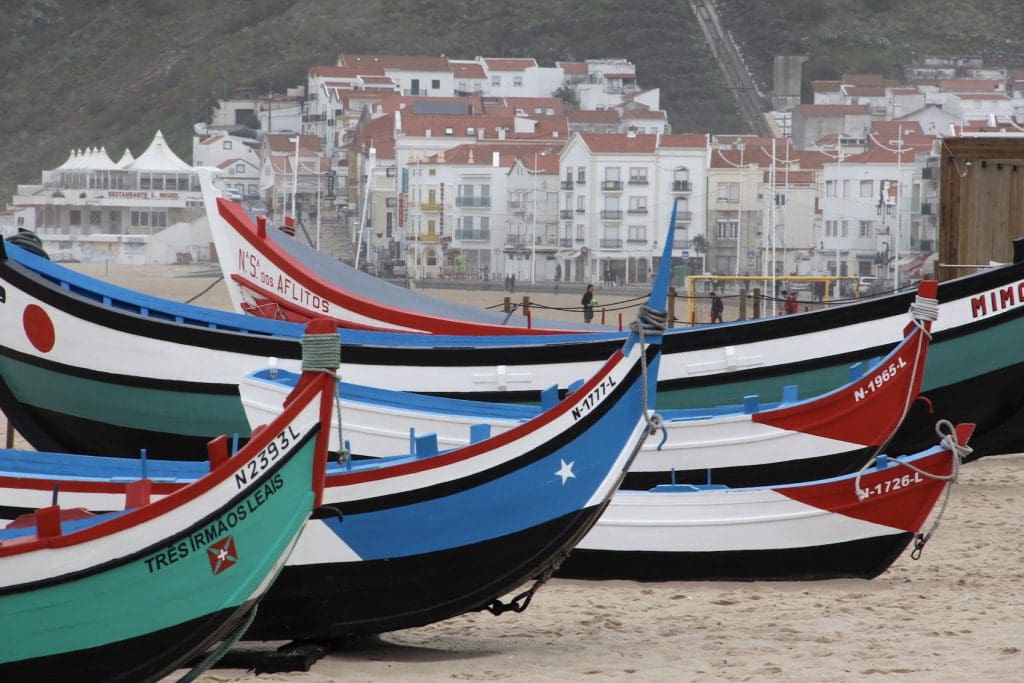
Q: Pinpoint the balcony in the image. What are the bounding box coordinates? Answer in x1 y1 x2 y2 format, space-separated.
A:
560 209 574 219
508 200 526 214
600 210 623 220
561 180 573 190
418 233 439 243
575 207 586 214
627 207 648 215
628 177 649 185
419 202 441 212
672 180 692 193
456 196 491 208
601 180 623 191
559 238 574 248
455 229 490 241
599 238 623 249
506 234 528 245
576 176 585 185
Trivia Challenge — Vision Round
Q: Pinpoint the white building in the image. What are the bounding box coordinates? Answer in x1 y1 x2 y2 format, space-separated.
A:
6 131 209 264
558 132 707 285
192 133 261 198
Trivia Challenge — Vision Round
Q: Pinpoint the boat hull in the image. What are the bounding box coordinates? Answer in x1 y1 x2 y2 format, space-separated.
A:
248 506 605 640
557 532 916 582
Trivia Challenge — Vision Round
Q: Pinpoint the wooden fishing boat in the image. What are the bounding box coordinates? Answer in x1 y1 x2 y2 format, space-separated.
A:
2 230 1024 466
0 240 672 641
0 321 334 682
238 281 937 488
558 422 974 581
200 170 594 335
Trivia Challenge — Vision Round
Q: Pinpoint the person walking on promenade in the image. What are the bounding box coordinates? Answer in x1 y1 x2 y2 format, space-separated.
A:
710 291 724 323
581 284 596 323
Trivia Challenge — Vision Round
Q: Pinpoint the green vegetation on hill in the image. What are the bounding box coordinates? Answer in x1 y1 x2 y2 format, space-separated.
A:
2 0 1022 203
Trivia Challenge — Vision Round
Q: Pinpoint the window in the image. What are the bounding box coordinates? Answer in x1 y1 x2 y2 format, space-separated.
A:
89 211 101 226
576 224 585 240
717 182 740 203
427 219 436 235
860 180 873 197
432 79 440 89
841 220 849 237
467 127 475 136
576 168 585 183
70 210 81 226
576 195 585 212
628 167 648 184
223 140 232 150
842 180 850 198
717 219 738 239
628 197 647 213
248 184 257 195
235 163 245 174
491 75 501 86
444 127 454 136
859 221 872 237
825 180 835 197
628 225 647 241
480 216 489 230
464 216 474 230
513 75 523 87
604 167 620 182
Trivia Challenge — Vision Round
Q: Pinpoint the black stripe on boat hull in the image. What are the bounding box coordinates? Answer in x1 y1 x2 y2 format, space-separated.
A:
620 446 872 490
0 601 257 683
244 505 608 640
556 532 915 582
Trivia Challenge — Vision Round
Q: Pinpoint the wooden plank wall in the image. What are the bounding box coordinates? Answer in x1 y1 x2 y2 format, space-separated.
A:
940 137 1024 279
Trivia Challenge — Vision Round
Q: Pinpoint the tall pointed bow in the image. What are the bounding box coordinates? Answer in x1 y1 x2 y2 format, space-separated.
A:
752 319 930 447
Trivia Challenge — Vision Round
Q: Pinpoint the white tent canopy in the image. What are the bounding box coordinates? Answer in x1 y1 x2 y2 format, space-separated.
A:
127 130 192 173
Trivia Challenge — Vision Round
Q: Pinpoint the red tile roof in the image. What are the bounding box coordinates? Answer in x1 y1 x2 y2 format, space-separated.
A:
659 134 708 148
339 53 451 72
568 110 620 123
797 104 871 116
940 79 1002 92
484 58 538 71
579 132 658 154
557 61 588 75
451 62 487 79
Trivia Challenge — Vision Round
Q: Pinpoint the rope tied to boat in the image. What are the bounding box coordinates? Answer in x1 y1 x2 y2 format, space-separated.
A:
909 294 939 337
301 331 348 464
852 419 968 561
629 305 668 435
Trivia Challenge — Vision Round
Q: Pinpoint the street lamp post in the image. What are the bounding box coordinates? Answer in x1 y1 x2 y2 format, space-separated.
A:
735 141 745 277
289 135 300 220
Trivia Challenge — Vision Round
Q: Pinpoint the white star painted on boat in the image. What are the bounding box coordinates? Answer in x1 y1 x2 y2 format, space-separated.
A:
217 548 229 562
555 459 576 485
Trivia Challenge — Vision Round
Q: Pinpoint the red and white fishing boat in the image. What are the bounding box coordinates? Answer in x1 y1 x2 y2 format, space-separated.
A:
557 422 973 581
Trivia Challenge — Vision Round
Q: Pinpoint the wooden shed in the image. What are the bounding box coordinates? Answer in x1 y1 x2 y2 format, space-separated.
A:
940 135 1024 279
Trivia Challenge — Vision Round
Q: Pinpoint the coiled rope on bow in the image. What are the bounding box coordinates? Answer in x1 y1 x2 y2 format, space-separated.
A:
853 419 970 561
301 331 348 464
908 293 939 335
629 304 667 435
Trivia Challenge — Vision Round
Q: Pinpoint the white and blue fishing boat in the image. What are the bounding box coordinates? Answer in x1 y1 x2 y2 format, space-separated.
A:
238 280 938 488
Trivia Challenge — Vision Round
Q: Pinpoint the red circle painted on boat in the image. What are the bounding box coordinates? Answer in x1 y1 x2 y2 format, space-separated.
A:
23 304 55 352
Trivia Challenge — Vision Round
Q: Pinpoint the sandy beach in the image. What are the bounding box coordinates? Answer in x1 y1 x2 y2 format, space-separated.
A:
3 263 1022 682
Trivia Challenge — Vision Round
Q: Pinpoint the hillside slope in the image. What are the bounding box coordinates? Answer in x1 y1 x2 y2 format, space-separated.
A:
1 0 1022 203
